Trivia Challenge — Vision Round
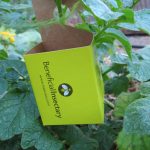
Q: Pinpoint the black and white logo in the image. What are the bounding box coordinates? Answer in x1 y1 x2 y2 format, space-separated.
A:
58 83 73 97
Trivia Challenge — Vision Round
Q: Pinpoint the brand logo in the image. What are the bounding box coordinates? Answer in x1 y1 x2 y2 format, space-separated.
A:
58 83 73 97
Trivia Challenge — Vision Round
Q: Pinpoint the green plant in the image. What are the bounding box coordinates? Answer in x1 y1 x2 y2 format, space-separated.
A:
0 0 35 32
0 0 150 150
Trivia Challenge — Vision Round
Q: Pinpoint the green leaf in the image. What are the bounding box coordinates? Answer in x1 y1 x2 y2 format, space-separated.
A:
0 64 6 78
111 53 128 65
122 0 139 8
119 9 150 34
127 50 150 81
116 0 123 8
0 91 39 140
0 2 32 11
0 60 28 76
90 125 117 150
117 131 150 150
13 80 30 92
14 30 42 54
105 28 132 58
0 60 28 85
105 76 129 95
0 60 31 91
114 91 141 117
123 98 150 134
111 63 127 74
0 50 8 60
0 1 11 12
117 97 150 149
128 53 150 82
128 47 150 82
5 68 21 81
102 0 119 9
140 82 150 97
119 22 139 31
0 78 8 95
10 4 32 10
134 9 150 34
122 0 133 8
82 0 123 21
0 1 35 32
52 126 99 150
120 8 134 23
21 121 63 150
136 46 150 60
0 135 22 150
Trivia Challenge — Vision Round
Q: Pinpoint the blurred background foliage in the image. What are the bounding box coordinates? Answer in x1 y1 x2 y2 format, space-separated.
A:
0 0 41 59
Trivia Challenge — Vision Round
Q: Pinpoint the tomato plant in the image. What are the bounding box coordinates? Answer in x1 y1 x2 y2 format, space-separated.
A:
0 0 150 150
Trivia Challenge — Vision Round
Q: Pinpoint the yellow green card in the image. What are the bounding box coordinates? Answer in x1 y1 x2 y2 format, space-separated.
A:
24 45 104 125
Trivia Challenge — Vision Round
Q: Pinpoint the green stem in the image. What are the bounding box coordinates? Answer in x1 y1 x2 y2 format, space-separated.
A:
54 0 63 18
105 99 115 109
12 67 26 80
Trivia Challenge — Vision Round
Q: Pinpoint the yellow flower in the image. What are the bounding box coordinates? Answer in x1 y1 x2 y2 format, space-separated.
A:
0 31 16 43
9 36 15 43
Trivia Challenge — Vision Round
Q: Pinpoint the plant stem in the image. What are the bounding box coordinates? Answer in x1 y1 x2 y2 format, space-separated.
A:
54 0 63 18
12 67 26 80
105 99 115 109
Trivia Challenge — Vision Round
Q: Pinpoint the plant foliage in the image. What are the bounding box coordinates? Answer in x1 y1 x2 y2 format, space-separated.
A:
0 0 150 150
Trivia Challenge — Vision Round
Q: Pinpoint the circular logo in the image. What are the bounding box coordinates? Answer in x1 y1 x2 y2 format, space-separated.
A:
58 83 73 97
